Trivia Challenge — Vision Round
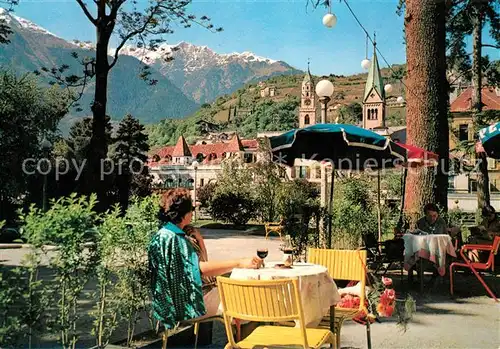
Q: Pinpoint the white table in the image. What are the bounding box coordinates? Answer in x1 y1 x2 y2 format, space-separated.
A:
403 234 457 292
224 262 340 327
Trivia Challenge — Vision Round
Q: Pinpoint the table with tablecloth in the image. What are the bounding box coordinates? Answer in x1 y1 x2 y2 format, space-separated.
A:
221 262 340 327
403 233 457 276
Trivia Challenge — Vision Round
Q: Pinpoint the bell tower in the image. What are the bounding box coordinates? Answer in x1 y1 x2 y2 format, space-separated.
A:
299 61 317 128
362 38 386 130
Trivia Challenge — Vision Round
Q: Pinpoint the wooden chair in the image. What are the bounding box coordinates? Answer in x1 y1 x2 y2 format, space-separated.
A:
264 218 284 240
449 236 500 302
217 276 336 349
161 316 225 349
308 248 369 349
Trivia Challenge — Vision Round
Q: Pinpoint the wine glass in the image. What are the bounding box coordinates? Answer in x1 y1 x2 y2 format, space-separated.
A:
256 248 268 268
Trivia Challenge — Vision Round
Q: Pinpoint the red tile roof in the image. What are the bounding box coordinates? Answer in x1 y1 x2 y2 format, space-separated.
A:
450 87 500 112
149 135 259 166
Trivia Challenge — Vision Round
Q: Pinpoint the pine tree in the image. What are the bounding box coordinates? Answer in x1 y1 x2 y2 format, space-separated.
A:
402 0 449 222
111 114 151 212
447 0 500 208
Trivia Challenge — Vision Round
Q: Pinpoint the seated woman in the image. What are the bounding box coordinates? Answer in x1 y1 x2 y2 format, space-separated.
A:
416 203 461 239
148 188 262 330
468 205 500 262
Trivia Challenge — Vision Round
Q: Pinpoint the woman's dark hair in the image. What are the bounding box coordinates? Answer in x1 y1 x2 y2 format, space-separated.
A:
423 203 439 214
482 205 496 217
158 188 193 224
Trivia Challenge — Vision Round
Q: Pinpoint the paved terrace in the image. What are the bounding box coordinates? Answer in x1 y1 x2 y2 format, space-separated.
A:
1 228 499 349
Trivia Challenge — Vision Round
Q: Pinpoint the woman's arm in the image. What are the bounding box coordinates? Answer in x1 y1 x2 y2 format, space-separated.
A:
199 257 262 277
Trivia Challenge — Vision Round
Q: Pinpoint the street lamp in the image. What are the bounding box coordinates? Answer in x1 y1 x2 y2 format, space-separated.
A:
315 79 334 124
192 160 199 222
322 13 337 28
361 59 371 70
384 84 393 94
41 136 52 212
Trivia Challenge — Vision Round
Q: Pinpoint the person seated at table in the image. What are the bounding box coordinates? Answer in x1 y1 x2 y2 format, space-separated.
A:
148 188 263 330
416 203 461 241
467 205 500 262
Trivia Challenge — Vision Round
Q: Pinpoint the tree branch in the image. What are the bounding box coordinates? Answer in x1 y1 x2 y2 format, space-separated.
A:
75 0 97 26
108 9 158 70
482 44 500 49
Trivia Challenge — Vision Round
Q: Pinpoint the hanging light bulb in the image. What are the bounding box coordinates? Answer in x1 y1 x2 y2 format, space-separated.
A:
323 13 337 28
361 59 371 70
384 84 393 93
397 96 405 103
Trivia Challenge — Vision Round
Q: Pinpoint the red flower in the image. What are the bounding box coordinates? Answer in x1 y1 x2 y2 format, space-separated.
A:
376 302 395 317
382 276 393 287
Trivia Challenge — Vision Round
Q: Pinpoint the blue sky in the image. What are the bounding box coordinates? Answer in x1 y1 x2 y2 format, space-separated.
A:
11 0 498 76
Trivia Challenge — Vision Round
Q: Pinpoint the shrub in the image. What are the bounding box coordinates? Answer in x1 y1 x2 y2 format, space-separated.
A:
209 192 257 226
197 181 217 208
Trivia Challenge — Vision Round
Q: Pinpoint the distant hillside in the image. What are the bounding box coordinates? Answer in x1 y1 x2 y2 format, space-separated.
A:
147 67 407 147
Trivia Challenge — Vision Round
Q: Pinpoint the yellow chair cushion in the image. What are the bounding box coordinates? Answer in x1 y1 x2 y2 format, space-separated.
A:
235 325 334 348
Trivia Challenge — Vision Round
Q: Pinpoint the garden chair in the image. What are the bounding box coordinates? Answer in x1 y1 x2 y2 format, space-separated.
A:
217 276 336 349
308 248 370 349
264 218 284 240
161 315 225 349
449 236 500 302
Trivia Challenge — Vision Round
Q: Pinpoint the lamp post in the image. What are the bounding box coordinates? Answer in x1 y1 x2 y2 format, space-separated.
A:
41 136 52 212
192 161 199 222
315 79 334 124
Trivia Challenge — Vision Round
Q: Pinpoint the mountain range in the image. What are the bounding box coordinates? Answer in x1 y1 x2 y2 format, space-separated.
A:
0 8 301 128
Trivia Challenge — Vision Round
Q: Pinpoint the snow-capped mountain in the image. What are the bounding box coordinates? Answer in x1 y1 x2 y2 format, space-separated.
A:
0 8 300 121
118 41 300 103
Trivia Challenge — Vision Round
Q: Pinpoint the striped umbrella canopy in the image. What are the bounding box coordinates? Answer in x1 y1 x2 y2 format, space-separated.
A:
269 123 407 169
396 142 439 168
479 121 500 159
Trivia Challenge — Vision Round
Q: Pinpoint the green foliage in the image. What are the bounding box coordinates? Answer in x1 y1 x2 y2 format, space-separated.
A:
0 71 70 222
330 176 378 249
446 0 500 86
210 192 257 226
111 114 152 210
276 179 320 253
197 181 217 208
337 102 362 125
19 194 99 349
0 267 25 347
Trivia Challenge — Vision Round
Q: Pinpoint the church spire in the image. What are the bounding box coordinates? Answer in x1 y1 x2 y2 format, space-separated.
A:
363 35 385 102
303 58 313 84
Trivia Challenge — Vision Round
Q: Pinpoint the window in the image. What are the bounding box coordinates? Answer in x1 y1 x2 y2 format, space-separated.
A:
448 176 455 191
298 166 308 179
316 167 321 179
487 158 496 170
459 124 469 141
200 178 205 187
469 179 478 193
244 153 254 163
304 114 310 125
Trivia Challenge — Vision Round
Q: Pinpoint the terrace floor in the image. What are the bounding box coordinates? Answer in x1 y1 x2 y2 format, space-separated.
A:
1 228 499 348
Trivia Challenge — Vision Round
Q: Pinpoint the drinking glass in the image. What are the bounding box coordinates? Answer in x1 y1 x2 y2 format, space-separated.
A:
256 248 268 268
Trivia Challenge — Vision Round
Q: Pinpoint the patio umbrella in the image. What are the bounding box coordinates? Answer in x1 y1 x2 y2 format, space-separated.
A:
479 121 500 159
269 124 407 247
270 124 407 169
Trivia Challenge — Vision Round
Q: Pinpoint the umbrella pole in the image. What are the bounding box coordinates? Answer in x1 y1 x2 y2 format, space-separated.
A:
397 168 408 230
327 166 335 249
377 170 382 249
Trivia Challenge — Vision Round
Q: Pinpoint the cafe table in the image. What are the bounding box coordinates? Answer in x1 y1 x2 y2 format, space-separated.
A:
403 233 457 292
222 261 341 328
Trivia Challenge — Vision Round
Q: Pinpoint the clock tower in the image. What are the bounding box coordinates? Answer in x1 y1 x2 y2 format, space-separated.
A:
299 64 317 128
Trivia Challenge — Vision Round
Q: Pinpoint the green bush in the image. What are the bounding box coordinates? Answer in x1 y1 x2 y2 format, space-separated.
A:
209 192 257 226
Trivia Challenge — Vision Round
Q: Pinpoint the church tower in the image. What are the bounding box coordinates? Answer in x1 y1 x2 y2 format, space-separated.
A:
299 63 317 128
362 40 386 129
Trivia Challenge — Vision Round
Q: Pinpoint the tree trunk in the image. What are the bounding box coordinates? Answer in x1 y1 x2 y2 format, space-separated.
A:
404 0 449 225
471 10 490 208
88 21 112 209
